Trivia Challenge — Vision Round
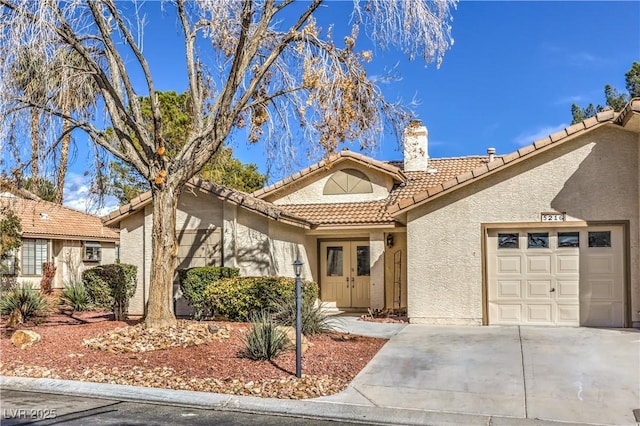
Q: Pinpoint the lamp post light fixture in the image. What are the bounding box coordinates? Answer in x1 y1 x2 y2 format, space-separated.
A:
293 258 303 378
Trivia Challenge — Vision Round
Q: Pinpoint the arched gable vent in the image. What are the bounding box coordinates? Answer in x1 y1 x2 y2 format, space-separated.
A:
323 169 373 195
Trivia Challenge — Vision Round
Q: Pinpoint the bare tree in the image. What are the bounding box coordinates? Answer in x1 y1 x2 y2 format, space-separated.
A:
0 0 456 328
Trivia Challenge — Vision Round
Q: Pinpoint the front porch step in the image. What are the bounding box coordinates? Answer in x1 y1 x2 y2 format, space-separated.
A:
319 301 343 316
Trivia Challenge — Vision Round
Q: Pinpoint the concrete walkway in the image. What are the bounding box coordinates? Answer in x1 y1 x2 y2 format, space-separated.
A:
2 320 638 425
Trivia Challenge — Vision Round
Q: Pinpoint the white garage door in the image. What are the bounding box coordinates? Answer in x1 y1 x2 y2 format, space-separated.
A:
487 226 624 327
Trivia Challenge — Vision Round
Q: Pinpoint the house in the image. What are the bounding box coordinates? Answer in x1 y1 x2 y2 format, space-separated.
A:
105 99 640 328
0 194 119 289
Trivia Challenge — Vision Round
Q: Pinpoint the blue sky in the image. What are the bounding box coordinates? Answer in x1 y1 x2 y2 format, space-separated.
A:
44 1 640 211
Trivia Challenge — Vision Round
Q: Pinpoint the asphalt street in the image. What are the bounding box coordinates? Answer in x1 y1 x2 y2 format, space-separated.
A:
0 390 360 426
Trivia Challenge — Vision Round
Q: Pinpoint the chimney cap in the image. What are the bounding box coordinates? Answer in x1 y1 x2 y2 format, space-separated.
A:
487 147 496 155
408 119 423 128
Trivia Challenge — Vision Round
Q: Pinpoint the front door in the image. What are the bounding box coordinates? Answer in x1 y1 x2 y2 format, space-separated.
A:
320 241 370 308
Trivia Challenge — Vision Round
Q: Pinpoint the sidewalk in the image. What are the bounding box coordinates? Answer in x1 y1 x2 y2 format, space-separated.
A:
2 318 637 426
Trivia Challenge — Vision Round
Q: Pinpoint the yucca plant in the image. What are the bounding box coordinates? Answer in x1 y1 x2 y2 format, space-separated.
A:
60 281 91 312
273 297 333 336
243 310 287 361
0 284 48 324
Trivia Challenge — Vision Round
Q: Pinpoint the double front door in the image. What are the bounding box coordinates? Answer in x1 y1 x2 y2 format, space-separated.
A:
320 241 370 308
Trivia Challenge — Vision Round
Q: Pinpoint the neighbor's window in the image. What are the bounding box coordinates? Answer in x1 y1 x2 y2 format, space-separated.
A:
558 232 580 248
84 241 102 262
588 231 611 248
22 239 48 275
527 232 549 248
498 233 519 249
0 249 15 275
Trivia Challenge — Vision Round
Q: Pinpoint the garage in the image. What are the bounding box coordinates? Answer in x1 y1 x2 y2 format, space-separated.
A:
486 225 625 327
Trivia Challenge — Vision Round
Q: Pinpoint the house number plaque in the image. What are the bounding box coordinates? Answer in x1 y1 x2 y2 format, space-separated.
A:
541 212 565 222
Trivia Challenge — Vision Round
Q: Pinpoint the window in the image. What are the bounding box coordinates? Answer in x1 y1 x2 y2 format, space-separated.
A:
558 232 580 248
498 233 519 249
356 246 370 276
527 232 549 248
588 231 611 248
22 239 48 275
326 247 343 276
84 241 102 262
0 249 16 275
323 169 373 195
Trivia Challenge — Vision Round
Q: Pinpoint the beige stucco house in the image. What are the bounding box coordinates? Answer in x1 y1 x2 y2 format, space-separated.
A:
0 194 119 289
105 99 640 328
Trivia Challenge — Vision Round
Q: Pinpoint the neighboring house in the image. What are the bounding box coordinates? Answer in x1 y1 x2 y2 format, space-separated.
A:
0 194 119 289
105 100 640 328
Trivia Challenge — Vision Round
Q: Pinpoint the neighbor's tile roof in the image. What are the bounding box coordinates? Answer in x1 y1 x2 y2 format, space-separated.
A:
1 196 119 241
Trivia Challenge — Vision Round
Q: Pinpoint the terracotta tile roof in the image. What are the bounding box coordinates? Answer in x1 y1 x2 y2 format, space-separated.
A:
1 195 119 241
103 178 313 229
387 106 629 215
252 150 406 199
280 200 394 226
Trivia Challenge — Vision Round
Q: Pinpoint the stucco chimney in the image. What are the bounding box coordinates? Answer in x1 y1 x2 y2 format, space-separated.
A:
487 147 496 162
403 120 429 172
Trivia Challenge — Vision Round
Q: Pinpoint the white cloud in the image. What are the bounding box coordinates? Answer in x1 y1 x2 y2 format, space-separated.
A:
554 95 585 106
513 123 568 147
63 172 119 216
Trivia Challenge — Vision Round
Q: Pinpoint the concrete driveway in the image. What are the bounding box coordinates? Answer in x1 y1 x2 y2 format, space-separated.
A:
325 325 640 425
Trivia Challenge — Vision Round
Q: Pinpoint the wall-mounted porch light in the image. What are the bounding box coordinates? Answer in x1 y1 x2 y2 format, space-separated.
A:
386 233 394 248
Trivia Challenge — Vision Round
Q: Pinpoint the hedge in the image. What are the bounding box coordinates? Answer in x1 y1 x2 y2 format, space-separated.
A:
82 263 137 320
203 276 319 321
178 266 239 319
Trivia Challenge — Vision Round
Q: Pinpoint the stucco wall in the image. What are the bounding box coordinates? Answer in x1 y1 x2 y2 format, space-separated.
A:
407 125 639 325
119 210 146 316
369 232 385 309
268 220 315 281
269 162 393 205
384 231 408 310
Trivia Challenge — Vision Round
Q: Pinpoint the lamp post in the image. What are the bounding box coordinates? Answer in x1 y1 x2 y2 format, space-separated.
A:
293 258 303 378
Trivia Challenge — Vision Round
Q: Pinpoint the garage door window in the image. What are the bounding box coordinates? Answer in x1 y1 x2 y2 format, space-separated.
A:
558 232 579 248
588 231 611 248
498 233 519 249
527 232 549 248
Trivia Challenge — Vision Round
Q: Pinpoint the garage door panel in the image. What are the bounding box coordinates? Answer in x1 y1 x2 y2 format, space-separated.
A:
581 302 623 327
526 304 552 323
556 280 579 299
496 280 521 298
527 256 551 274
497 256 521 273
587 255 614 274
588 279 615 299
527 280 552 298
557 255 579 274
556 304 579 323
492 304 522 323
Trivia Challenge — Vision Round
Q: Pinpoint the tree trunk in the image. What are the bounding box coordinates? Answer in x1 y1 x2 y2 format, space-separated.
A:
30 109 39 190
55 117 71 204
144 185 180 328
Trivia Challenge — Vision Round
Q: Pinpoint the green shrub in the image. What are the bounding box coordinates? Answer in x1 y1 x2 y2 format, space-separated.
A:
203 276 318 321
178 266 239 319
243 310 287 361
82 264 137 320
273 297 333 336
0 284 48 324
60 281 91 312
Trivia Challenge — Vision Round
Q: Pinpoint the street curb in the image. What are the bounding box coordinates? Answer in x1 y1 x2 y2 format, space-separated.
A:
1 376 587 426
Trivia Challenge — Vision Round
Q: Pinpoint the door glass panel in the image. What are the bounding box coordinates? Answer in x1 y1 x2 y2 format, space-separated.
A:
558 232 579 248
527 232 549 248
498 233 519 249
588 231 611 248
356 246 370 276
326 247 343 276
